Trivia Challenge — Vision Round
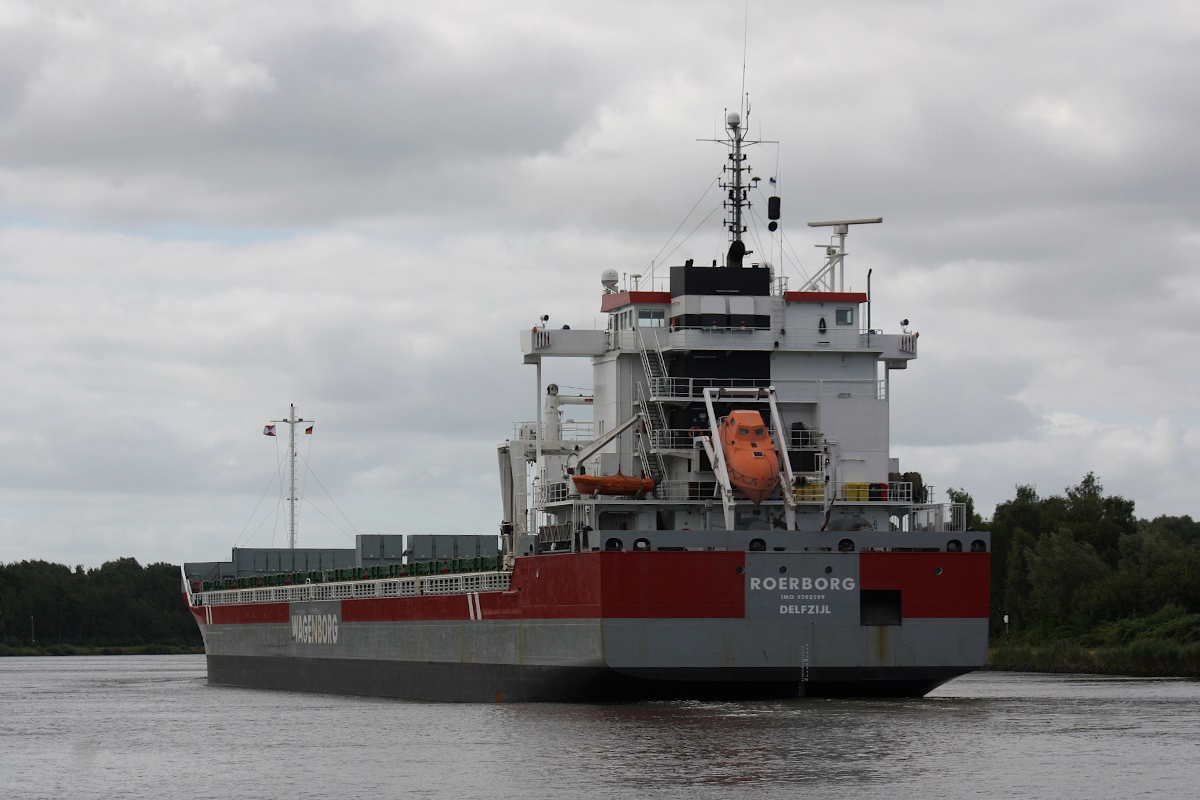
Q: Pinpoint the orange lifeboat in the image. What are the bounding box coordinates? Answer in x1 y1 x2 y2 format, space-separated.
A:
718 410 780 504
572 471 655 497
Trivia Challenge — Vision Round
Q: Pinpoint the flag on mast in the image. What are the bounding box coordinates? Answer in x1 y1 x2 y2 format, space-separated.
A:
305 425 313 434
263 424 276 436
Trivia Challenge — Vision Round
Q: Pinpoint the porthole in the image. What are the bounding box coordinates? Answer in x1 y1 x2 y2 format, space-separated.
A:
633 538 650 551
735 566 745 575
824 566 833 575
605 538 623 552
946 539 962 553
934 566 943 575
838 539 855 552
749 538 766 552
778 565 788 575
971 539 987 553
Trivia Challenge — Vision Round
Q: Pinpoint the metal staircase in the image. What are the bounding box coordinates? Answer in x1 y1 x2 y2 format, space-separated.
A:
634 381 667 483
637 329 670 398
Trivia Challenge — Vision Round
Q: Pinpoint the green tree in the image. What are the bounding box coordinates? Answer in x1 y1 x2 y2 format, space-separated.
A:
1025 530 1109 632
0 558 200 648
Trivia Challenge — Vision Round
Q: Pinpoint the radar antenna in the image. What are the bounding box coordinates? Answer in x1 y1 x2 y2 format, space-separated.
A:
800 218 883 293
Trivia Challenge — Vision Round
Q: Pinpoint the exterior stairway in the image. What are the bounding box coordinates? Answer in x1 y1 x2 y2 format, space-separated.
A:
635 330 672 485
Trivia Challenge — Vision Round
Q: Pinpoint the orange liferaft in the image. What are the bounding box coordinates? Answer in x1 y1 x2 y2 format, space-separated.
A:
718 410 780 504
572 471 656 497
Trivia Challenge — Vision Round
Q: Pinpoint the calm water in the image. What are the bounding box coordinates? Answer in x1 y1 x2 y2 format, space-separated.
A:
0 656 1197 799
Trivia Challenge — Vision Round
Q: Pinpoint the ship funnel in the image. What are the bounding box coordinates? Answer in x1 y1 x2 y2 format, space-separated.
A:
727 239 747 269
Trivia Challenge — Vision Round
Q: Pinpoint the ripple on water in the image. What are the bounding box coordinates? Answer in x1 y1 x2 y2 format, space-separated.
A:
0 657 1197 800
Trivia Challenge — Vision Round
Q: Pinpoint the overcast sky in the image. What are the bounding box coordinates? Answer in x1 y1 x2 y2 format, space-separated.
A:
1 0 1198 567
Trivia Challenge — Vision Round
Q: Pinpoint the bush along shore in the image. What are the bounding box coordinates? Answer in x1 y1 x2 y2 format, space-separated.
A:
0 643 204 657
977 473 1200 678
0 558 202 655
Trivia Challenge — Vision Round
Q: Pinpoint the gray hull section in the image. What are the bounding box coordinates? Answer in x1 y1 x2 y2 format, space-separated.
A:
202 615 986 700
207 654 972 701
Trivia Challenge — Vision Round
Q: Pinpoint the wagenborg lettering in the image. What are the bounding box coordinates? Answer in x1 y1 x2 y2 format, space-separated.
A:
291 613 339 644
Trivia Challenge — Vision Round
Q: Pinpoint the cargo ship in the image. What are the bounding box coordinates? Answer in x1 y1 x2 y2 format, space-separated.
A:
182 109 990 701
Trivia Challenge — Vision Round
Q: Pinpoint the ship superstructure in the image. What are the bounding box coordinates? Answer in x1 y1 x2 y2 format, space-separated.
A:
183 110 990 701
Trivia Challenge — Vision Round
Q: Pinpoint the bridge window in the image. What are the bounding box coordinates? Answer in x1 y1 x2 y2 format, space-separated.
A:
638 309 665 327
835 308 853 325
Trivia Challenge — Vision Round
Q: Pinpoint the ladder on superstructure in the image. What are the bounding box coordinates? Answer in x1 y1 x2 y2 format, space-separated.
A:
634 382 667 485
634 330 670 484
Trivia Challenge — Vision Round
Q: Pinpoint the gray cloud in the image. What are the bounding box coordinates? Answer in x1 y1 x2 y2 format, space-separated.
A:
1 0 1199 566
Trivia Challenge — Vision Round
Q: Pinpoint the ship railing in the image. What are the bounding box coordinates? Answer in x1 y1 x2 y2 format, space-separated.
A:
604 328 627 352
532 478 921 506
611 325 890 354
775 378 886 401
648 428 707 451
791 481 916 504
652 480 720 500
904 503 968 532
649 378 883 402
512 421 593 442
193 571 512 607
650 425 799 452
664 326 867 350
532 480 574 508
561 420 594 440
648 377 771 401
787 429 825 447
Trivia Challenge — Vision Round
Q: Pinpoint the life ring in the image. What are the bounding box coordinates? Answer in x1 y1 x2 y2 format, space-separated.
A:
687 426 703 439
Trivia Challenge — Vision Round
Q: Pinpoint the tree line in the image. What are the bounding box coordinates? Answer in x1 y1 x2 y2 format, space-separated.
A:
973 473 1200 664
0 558 200 649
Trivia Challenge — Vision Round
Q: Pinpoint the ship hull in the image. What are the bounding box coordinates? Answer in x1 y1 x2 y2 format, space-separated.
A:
206 653 971 701
189 548 990 702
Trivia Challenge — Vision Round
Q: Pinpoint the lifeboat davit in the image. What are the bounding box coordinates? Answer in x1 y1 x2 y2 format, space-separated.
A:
718 410 780 504
572 471 655 497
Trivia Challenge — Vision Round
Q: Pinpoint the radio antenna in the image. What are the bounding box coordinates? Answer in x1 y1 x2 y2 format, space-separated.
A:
740 1 749 119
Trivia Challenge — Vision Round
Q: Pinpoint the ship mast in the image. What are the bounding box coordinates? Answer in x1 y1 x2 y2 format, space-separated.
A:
269 404 311 549
724 111 749 249
701 104 772 267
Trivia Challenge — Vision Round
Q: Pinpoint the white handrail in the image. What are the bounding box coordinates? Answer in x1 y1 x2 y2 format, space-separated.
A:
193 571 513 607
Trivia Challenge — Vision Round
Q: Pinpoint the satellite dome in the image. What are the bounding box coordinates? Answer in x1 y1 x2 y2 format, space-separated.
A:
601 269 619 291
726 111 741 128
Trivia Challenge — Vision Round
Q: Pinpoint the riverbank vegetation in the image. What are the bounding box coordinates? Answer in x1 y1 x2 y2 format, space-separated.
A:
979 473 1200 676
0 558 201 653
